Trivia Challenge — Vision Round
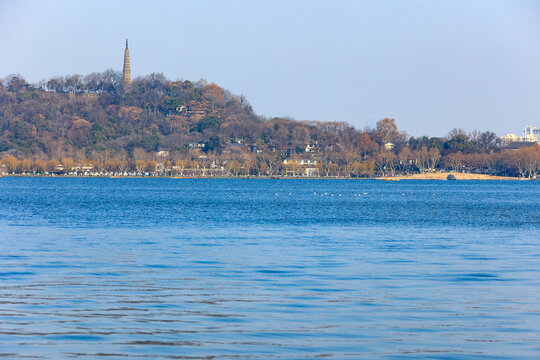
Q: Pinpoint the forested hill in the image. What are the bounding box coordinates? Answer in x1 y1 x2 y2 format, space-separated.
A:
1 71 399 158
0 71 268 157
3 71 537 179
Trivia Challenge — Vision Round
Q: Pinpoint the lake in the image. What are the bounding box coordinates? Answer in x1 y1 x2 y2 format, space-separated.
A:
0 178 539 359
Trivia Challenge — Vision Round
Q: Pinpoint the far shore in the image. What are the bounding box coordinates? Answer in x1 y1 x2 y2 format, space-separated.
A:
0 173 530 180
381 173 523 180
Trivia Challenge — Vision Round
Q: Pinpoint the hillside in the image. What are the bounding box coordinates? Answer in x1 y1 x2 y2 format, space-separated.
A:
0 72 539 178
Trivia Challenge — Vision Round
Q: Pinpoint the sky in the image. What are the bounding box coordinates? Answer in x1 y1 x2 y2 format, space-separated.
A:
1 0 540 137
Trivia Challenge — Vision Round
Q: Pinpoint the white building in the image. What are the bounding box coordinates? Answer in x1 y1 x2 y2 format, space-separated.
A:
501 125 540 145
523 125 540 142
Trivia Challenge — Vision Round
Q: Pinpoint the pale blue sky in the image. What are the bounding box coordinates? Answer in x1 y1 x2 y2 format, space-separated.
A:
1 0 539 136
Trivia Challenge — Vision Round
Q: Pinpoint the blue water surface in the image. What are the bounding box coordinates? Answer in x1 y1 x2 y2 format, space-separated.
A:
0 178 539 359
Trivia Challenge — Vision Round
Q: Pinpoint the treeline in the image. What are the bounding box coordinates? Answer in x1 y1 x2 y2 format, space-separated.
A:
1 72 539 178
1 145 539 178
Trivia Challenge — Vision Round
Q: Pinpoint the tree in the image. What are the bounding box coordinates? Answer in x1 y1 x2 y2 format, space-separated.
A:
146 160 158 173
398 147 412 174
412 147 430 173
375 118 398 144
20 159 32 173
197 156 209 176
46 159 60 172
135 160 147 173
445 129 475 153
357 132 376 157
374 151 396 177
513 144 540 178
105 158 122 173
2 156 20 174
257 160 269 176
174 159 188 176
476 131 498 153
61 158 75 173
444 152 464 172
203 83 224 112
32 160 47 174
428 147 441 171
227 160 241 176
242 153 256 176
5 74 28 92
203 136 221 152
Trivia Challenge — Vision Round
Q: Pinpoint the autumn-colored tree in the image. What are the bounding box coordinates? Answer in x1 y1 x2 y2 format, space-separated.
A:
20 159 32 173
242 153 256 176
92 160 105 172
285 160 301 177
46 159 60 172
375 118 399 144
227 160 241 176
374 151 397 177
412 147 430 174
323 163 337 177
32 160 47 173
146 160 158 173
1 156 20 173
524 145 540 178
203 83 224 112
350 161 364 177
257 160 269 176
444 152 464 172
512 144 540 178
61 158 75 172
105 159 122 172
428 148 441 171
135 160 147 173
397 147 412 174
174 160 189 176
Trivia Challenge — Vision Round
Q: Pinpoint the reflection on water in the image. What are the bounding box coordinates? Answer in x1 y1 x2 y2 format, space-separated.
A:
0 178 539 359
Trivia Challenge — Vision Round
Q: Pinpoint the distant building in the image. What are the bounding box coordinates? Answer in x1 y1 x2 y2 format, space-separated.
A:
188 142 206 148
501 133 521 146
501 125 540 145
305 144 316 153
156 145 170 157
524 125 540 142
384 142 395 150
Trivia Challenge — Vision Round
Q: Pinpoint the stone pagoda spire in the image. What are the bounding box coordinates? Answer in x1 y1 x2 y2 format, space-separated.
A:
122 38 131 92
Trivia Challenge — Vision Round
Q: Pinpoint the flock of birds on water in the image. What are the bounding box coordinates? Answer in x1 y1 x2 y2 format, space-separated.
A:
273 192 437 197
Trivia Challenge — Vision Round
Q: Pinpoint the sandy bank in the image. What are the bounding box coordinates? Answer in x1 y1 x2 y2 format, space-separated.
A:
381 173 521 180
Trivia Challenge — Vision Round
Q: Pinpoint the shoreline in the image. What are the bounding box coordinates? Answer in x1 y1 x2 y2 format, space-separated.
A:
381 173 522 180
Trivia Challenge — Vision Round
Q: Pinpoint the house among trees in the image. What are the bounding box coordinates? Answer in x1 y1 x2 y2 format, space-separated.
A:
156 146 170 157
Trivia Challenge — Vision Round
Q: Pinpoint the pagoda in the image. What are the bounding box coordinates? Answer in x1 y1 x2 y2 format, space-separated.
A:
122 39 131 92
